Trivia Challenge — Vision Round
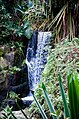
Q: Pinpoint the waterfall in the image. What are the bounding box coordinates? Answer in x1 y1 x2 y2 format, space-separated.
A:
26 31 51 92
22 31 51 105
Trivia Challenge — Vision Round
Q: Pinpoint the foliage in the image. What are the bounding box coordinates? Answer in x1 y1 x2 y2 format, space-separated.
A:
67 71 79 119
0 1 12 43
9 91 20 100
33 72 79 119
29 38 79 118
14 41 24 55
9 66 21 74
0 0 79 43
39 0 79 41
1 105 17 119
41 83 57 119
0 0 33 45
1 91 28 119
58 74 70 118
32 91 48 119
15 0 46 30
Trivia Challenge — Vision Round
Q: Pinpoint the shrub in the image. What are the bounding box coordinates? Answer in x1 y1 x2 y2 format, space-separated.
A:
32 71 79 119
29 38 79 118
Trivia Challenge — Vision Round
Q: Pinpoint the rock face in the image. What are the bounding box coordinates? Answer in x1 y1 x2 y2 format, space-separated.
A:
0 45 11 57
0 44 29 112
0 45 25 91
8 65 29 97
5 52 15 66
0 45 11 91
0 71 8 90
0 57 8 91
0 57 8 70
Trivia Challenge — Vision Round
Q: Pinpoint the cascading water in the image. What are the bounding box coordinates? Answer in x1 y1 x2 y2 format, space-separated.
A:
26 31 38 92
27 31 51 92
22 31 51 105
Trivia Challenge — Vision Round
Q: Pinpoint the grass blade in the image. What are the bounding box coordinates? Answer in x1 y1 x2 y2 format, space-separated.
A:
58 74 70 118
32 91 48 119
42 83 58 119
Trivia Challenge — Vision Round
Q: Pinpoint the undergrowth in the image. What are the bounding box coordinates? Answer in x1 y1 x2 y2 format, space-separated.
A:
29 37 79 118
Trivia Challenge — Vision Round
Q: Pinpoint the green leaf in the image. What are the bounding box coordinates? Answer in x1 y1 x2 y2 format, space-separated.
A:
32 91 48 119
50 113 57 117
67 72 79 119
24 27 33 39
42 83 57 119
58 74 70 118
23 22 30 29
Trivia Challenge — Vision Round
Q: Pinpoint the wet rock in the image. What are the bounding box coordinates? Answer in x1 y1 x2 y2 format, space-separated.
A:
8 65 29 97
5 51 15 66
0 70 8 91
0 45 10 56
14 50 24 66
9 82 29 97
0 57 9 91
0 57 8 70
4 98 25 111
13 109 27 119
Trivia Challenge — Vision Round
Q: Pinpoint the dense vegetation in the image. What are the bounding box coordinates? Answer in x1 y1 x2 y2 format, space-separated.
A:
30 37 79 118
0 0 79 119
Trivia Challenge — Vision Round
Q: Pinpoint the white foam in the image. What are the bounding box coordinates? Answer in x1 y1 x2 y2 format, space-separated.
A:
22 96 34 101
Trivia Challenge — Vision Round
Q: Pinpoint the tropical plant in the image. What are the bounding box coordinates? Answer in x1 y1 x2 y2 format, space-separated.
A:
58 74 70 118
14 41 24 55
32 71 79 119
29 37 79 118
15 0 46 30
0 0 33 45
67 71 79 119
32 91 48 119
41 83 57 119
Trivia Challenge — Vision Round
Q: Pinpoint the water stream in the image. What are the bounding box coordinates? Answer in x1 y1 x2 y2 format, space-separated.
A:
22 31 51 105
